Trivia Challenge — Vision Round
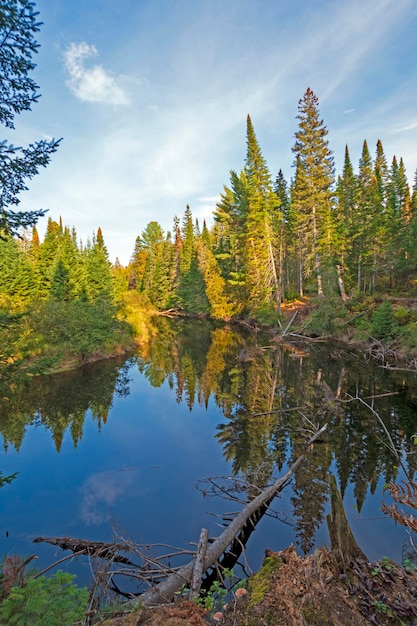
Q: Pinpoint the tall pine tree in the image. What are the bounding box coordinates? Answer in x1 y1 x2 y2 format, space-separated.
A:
291 88 334 296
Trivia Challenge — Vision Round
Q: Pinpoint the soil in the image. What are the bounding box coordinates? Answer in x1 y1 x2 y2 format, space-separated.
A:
97 544 417 625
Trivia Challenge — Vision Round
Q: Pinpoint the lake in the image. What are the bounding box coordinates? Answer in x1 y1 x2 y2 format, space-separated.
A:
1 317 416 590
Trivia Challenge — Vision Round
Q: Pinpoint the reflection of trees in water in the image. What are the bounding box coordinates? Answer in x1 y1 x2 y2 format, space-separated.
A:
0 358 133 452
136 318 417 553
3 316 417 551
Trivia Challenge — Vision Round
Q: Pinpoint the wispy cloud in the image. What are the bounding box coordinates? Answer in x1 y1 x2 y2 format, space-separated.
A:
63 42 129 106
79 470 136 524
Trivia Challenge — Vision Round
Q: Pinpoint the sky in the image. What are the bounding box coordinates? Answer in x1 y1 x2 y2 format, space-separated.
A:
9 0 417 265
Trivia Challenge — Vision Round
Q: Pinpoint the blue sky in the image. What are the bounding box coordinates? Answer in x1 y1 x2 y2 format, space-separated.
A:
10 0 417 265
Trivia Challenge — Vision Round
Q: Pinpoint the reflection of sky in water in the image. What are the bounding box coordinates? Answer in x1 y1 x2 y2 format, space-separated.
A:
0 357 413 587
0 364 234 585
79 470 137 525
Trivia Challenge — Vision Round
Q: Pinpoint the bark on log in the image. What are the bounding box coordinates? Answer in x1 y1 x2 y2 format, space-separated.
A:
32 536 135 565
189 528 208 600
136 423 328 607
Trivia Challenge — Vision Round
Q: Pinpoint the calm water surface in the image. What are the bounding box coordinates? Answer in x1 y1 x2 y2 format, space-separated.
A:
1 317 416 588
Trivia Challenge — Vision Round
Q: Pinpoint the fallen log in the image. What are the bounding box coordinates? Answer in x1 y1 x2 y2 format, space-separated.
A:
136 423 328 607
32 424 327 609
32 536 135 566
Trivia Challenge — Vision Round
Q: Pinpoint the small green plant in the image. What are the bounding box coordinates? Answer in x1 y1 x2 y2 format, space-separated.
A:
194 568 236 614
380 556 392 571
371 556 392 577
371 300 397 341
0 570 89 626
403 557 415 572
374 599 395 618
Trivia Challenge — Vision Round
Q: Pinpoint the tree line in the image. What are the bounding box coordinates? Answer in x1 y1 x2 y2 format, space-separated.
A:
130 88 417 322
0 220 132 371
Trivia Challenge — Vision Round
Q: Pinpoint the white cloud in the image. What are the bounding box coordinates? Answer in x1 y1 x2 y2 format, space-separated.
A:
79 470 136 524
63 42 129 106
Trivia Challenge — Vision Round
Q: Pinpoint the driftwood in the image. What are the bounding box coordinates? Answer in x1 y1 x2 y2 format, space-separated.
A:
32 536 135 566
136 423 328 607
33 424 327 609
189 528 208 600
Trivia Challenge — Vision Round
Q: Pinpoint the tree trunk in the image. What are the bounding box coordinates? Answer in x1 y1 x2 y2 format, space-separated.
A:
136 424 328 607
336 264 349 303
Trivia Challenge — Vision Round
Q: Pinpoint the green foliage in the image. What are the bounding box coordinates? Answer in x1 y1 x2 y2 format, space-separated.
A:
35 299 121 362
291 88 334 296
0 0 61 236
307 297 344 334
0 570 88 626
371 301 398 341
194 568 236 614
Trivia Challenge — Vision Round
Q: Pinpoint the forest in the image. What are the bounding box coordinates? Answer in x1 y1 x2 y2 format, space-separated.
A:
2 87 417 375
130 90 417 322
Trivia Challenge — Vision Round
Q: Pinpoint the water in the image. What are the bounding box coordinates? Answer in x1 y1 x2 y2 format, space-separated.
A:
1 317 416 590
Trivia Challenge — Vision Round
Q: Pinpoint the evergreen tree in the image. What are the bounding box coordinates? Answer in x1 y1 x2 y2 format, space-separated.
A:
374 139 388 207
291 87 335 296
411 168 417 216
178 205 208 312
335 145 357 297
386 156 411 285
36 218 63 296
273 170 288 300
50 259 70 301
213 170 248 308
0 235 35 305
352 140 380 292
243 115 281 315
0 0 60 235
85 229 114 302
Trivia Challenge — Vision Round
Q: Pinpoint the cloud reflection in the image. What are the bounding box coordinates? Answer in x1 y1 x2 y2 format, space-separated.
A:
79 469 136 525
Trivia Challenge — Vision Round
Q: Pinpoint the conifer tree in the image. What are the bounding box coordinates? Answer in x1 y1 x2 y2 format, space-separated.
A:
178 205 208 312
335 145 357 296
411 169 417 216
291 87 334 296
386 156 411 284
0 0 60 235
374 139 388 207
243 115 280 314
273 169 289 300
213 170 248 304
352 140 380 292
85 228 114 302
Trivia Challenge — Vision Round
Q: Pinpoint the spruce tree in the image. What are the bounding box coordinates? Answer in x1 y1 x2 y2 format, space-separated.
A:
335 145 357 296
178 205 208 312
291 87 335 296
273 169 289 300
243 115 280 314
85 229 114 302
386 156 411 285
353 140 380 292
